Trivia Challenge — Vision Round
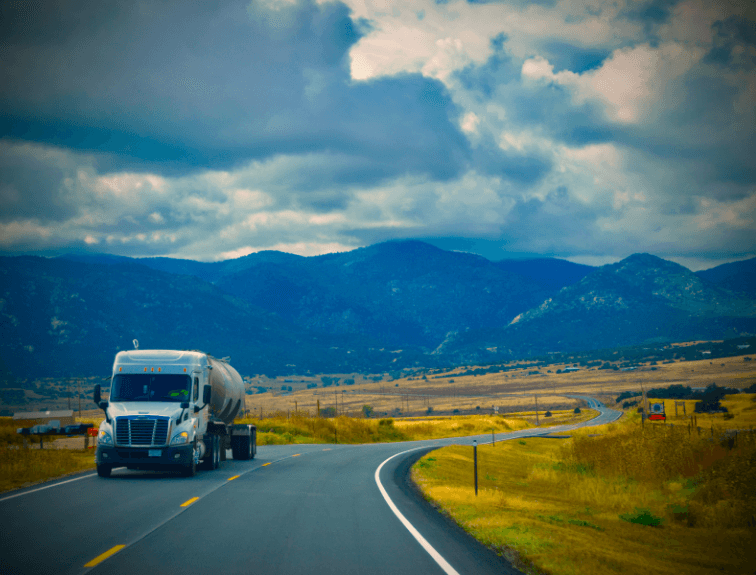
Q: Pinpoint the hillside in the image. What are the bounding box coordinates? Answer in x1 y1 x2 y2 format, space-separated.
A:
697 256 756 298
4 245 754 378
63 241 595 348
0 256 396 379
440 253 756 362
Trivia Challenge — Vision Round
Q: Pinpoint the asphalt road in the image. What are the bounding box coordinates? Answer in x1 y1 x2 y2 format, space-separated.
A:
0 399 620 575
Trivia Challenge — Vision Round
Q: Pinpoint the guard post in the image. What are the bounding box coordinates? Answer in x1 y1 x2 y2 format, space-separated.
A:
473 439 478 496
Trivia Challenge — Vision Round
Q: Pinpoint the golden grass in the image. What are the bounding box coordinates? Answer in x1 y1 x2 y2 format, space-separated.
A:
242 353 756 421
0 417 95 493
412 406 756 575
628 393 756 437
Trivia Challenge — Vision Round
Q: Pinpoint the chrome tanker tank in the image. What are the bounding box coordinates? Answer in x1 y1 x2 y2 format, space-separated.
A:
207 356 245 424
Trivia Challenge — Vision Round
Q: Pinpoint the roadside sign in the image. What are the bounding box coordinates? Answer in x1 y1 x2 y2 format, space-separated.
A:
648 402 666 421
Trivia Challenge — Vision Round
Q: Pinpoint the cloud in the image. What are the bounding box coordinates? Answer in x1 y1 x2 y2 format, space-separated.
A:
0 0 754 271
0 0 468 181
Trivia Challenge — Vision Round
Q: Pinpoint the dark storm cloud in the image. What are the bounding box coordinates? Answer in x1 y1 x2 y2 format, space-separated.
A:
472 136 552 185
540 41 609 73
705 15 756 69
620 0 682 43
0 0 469 181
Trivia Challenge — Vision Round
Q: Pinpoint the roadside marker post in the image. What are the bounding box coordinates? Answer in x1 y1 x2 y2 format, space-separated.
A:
473 440 478 497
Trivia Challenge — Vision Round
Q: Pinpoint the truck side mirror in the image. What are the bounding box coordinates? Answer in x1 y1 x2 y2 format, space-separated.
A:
203 386 212 405
180 402 190 409
94 384 101 405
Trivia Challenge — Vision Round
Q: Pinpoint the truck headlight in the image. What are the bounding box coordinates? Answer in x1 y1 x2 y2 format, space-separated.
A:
170 431 189 445
98 430 113 445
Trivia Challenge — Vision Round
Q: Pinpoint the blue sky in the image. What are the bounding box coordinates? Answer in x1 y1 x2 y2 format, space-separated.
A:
0 0 754 270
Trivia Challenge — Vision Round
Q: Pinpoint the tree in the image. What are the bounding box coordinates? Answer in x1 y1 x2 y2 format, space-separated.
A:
320 406 336 418
362 404 374 418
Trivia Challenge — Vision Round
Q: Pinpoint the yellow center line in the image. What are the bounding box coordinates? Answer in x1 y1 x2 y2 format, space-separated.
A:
180 497 199 507
84 545 125 568
322 448 331 451
228 475 240 481
292 453 301 457
262 462 272 466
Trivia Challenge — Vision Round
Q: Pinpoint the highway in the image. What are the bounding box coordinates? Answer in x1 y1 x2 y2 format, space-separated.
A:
0 399 620 575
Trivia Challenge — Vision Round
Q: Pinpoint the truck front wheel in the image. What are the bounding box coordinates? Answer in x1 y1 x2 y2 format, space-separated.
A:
96 464 112 478
183 441 198 477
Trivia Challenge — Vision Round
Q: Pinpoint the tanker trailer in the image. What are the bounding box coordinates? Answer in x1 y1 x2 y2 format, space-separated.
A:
93 349 256 478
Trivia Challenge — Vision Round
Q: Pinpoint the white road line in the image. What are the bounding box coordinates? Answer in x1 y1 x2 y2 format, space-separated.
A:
0 473 96 503
373 400 620 575
375 448 461 575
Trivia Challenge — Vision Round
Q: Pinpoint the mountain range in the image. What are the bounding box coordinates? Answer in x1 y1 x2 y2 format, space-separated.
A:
1 241 754 378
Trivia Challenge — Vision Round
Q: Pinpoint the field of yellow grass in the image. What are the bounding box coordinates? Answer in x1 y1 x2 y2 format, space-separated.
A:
412 394 756 575
0 417 95 493
0 407 595 492
245 353 755 420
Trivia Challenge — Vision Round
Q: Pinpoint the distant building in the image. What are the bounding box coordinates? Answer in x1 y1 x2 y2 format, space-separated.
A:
12 410 75 427
562 367 580 372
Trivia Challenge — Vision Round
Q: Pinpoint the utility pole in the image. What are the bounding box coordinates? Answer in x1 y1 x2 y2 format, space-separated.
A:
77 380 82 419
534 394 539 426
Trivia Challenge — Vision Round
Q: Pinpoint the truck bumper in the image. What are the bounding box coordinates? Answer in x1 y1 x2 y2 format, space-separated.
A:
96 444 194 470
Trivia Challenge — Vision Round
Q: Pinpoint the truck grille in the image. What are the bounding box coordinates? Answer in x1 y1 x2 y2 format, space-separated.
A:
115 417 169 446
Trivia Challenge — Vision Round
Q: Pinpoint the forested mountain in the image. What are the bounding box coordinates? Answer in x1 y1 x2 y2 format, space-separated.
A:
1 243 753 378
439 253 756 363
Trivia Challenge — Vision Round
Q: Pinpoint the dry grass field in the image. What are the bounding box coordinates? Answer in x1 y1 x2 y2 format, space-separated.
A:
3 352 753 495
242 353 756 419
238 408 596 445
412 394 756 575
0 417 95 493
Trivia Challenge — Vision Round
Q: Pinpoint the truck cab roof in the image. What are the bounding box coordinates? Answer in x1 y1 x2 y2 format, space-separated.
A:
113 350 209 375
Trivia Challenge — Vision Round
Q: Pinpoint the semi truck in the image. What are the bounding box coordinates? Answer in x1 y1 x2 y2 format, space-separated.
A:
93 349 256 478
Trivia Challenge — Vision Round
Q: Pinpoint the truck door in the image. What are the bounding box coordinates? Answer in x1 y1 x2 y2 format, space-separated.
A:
192 372 203 432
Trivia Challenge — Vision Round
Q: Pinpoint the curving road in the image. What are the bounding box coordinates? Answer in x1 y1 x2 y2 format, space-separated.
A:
0 399 620 575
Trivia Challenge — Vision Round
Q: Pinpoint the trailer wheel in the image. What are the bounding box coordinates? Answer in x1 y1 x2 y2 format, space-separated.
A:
231 435 252 460
212 434 220 469
203 434 220 470
96 464 112 478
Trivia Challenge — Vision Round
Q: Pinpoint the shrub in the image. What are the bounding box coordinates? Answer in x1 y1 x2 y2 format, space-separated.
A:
544 411 552 417
362 405 374 418
574 407 581 414
620 508 663 527
320 406 336 418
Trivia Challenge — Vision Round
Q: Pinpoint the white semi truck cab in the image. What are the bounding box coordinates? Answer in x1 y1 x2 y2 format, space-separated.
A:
94 349 256 477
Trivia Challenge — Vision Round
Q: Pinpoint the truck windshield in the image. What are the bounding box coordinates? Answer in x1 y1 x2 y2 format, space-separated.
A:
111 374 192 402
